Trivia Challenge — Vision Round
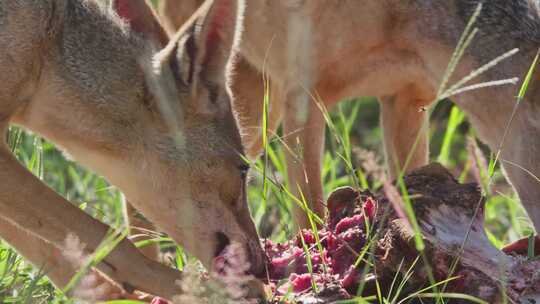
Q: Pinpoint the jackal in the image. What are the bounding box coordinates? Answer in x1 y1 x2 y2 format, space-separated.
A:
0 0 265 300
160 0 540 231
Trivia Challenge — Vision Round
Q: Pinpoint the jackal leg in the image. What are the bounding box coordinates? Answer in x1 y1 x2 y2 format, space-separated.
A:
0 217 134 299
0 217 77 288
283 97 326 229
380 90 430 179
0 142 182 300
498 124 540 233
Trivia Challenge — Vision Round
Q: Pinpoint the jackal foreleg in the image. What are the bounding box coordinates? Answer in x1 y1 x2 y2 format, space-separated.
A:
380 88 431 179
283 98 326 228
0 146 182 299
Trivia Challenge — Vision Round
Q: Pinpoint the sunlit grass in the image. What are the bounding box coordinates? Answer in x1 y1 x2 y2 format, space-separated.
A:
1 58 535 304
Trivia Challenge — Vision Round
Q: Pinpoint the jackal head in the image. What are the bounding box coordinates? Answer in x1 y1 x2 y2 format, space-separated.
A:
109 0 265 276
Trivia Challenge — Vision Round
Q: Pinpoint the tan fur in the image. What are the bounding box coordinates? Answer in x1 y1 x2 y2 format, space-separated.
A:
0 0 265 300
160 0 540 230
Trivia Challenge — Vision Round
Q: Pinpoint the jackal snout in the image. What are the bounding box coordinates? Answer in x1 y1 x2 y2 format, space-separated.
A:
162 113 265 275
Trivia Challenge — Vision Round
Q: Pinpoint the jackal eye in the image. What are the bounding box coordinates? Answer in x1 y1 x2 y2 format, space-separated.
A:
238 164 250 179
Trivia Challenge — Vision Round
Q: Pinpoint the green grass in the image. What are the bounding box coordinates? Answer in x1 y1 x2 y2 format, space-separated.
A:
3 60 538 304
1 100 534 303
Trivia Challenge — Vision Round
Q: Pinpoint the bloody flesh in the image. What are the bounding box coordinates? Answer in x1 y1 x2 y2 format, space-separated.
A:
264 187 377 300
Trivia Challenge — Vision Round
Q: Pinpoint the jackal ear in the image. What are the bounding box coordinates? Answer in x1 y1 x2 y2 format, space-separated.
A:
111 0 169 47
173 0 244 87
